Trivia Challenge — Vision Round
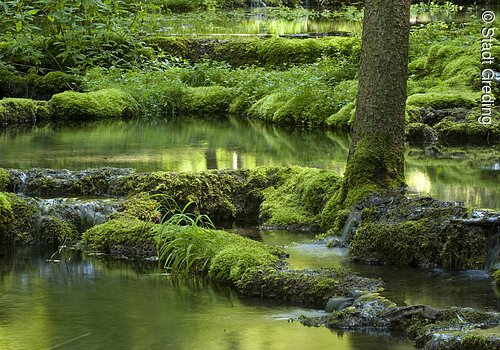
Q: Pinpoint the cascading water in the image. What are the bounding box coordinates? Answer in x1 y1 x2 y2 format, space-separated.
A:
34 198 122 233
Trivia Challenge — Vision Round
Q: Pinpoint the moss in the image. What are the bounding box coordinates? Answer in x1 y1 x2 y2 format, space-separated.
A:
111 193 161 223
0 168 10 191
182 86 234 114
407 92 478 110
82 217 158 256
209 244 278 283
237 266 379 308
259 167 341 228
50 88 139 121
38 216 78 244
326 101 355 130
0 98 50 126
434 117 500 142
349 218 487 269
493 270 500 286
146 36 361 67
0 67 80 99
406 122 438 143
0 192 39 245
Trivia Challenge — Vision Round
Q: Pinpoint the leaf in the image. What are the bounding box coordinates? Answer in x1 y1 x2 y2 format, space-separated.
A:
15 20 22 32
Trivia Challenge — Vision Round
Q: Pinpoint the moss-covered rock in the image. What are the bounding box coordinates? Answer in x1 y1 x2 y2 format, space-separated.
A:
38 216 78 245
0 98 50 126
0 67 81 100
49 88 139 121
0 192 39 245
347 194 490 269
209 244 279 283
406 122 438 144
110 193 161 223
145 36 361 67
237 267 381 308
9 168 134 197
82 217 158 256
0 168 10 191
260 167 341 229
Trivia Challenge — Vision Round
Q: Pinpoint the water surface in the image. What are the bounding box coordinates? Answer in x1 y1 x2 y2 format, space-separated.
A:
0 246 414 350
1 118 498 210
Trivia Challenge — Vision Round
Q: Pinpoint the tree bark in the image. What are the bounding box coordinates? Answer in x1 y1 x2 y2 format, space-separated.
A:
341 0 411 205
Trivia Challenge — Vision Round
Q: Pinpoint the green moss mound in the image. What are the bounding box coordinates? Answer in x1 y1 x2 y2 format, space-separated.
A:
407 92 478 110
82 217 158 256
0 192 39 245
0 68 80 99
0 169 10 191
50 88 139 121
260 167 341 228
0 98 50 126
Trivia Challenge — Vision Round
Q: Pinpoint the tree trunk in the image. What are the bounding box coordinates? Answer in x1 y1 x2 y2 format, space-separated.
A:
341 0 411 206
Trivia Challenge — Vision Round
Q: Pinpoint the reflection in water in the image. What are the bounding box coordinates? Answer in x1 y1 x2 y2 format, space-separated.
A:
0 118 498 209
0 246 414 350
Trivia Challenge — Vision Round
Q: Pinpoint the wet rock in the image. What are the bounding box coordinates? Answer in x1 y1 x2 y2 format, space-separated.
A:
325 297 355 312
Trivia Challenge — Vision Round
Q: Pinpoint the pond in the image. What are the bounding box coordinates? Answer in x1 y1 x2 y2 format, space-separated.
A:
1 118 498 210
139 6 500 36
0 245 415 350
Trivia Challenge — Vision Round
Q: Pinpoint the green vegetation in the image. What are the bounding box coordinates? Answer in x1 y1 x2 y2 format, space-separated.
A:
0 98 50 126
260 167 341 228
50 89 139 121
0 169 10 191
347 195 489 269
82 217 158 256
0 192 39 245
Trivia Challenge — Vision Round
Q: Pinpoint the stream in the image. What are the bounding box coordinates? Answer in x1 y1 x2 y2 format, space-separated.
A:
0 118 499 348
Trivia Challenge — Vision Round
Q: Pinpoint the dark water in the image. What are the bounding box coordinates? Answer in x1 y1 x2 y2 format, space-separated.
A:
0 246 414 350
1 118 498 210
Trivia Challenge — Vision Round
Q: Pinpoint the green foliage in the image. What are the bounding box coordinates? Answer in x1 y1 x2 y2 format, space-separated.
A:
156 207 222 274
49 88 139 121
156 201 280 276
493 270 500 286
0 0 153 73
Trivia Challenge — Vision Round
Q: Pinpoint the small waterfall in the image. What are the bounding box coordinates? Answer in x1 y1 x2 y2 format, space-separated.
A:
8 168 134 197
486 224 500 271
35 198 121 232
340 211 360 243
250 0 266 8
